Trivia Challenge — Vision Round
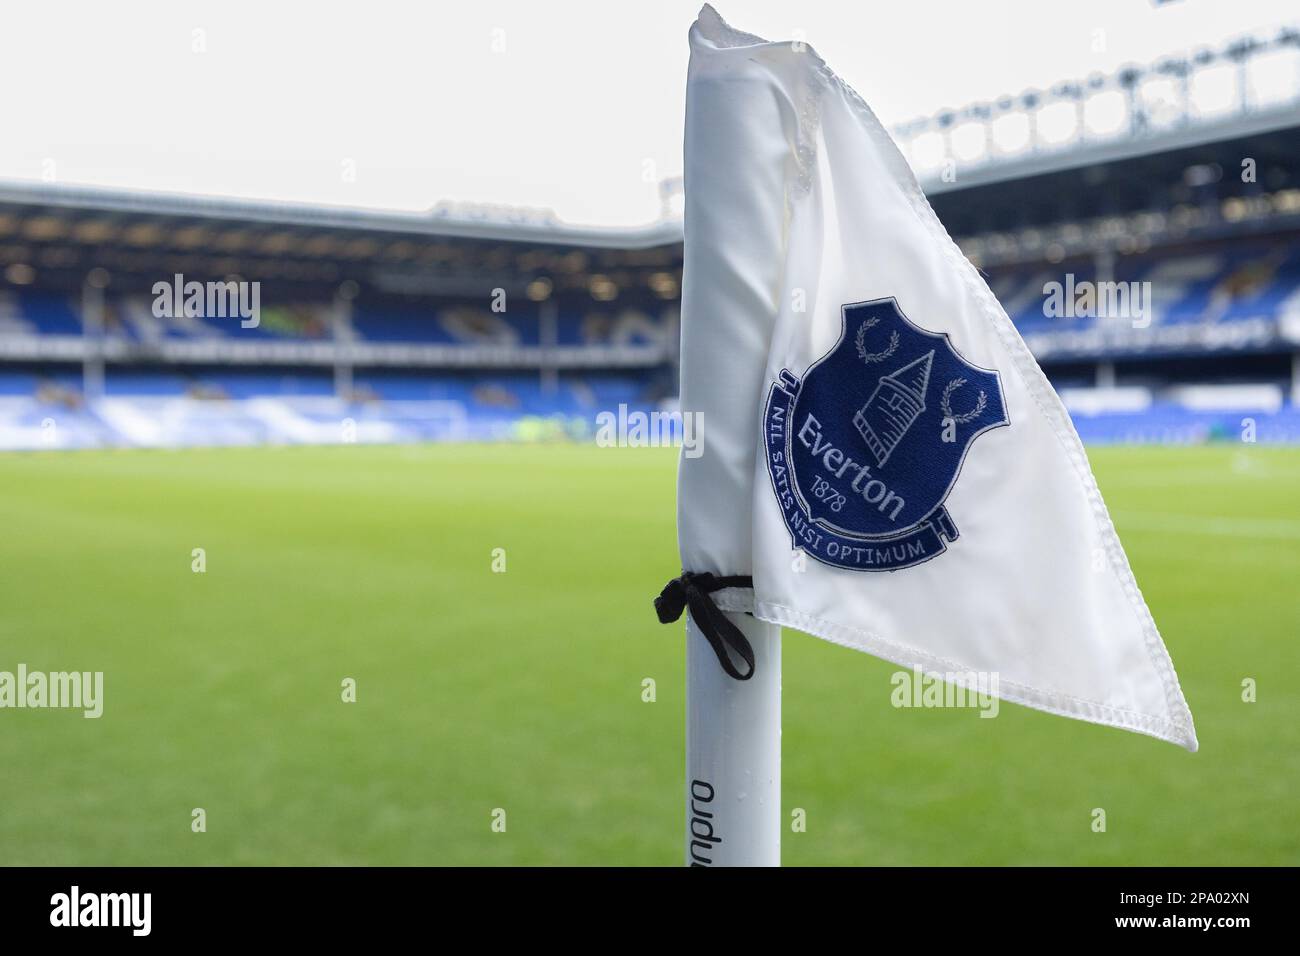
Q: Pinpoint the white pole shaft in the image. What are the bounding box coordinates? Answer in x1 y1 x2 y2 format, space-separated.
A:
685 611 781 866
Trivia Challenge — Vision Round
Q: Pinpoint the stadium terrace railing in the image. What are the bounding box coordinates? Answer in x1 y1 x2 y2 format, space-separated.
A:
0 334 670 369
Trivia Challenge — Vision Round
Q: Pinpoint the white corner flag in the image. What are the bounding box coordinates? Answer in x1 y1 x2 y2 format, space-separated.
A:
658 5 1197 867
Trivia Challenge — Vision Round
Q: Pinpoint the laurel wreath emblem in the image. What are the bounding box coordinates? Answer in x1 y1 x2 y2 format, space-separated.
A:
940 378 987 425
855 318 899 364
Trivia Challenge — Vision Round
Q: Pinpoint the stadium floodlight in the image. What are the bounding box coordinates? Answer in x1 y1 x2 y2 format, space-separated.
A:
1138 74 1184 132
665 5 1196 868
1019 90 1042 149
892 23 1300 180
1115 65 1147 135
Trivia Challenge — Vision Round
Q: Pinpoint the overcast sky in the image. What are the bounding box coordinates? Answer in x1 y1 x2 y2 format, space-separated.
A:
1 0 1295 226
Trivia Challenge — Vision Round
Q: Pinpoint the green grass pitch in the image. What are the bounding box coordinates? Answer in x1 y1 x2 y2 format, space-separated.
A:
0 442 1296 865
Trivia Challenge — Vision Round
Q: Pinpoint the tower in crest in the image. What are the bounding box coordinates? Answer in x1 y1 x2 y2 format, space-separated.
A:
852 350 933 467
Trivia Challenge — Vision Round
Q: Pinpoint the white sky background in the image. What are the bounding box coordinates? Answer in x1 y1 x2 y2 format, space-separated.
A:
0 0 1296 227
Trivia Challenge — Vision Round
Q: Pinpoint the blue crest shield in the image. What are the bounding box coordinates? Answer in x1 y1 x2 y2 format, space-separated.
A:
763 298 1008 571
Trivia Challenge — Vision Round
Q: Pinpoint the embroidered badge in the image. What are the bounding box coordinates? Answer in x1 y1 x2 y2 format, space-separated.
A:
764 298 1008 571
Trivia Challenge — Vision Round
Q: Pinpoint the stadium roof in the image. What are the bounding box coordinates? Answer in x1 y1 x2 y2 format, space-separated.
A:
4 97 1300 291
0 181 684 251
920 100 1300 197
0 181 686 299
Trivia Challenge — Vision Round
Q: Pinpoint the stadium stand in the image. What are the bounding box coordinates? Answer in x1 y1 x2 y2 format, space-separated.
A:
0 30 1298 451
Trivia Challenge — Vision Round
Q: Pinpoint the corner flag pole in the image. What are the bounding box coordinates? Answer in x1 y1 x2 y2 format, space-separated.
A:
685 613 781 866
672 5 789 868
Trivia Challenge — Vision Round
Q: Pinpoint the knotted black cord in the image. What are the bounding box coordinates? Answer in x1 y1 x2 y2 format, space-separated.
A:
654 572 756 680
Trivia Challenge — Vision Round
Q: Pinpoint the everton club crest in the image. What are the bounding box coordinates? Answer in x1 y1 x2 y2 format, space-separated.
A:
764 298 1009 571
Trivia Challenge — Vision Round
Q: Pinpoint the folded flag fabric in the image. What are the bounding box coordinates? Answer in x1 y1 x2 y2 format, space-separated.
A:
671 4 1197 751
